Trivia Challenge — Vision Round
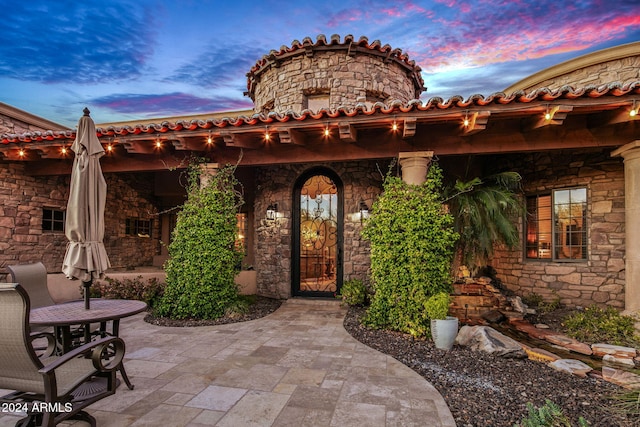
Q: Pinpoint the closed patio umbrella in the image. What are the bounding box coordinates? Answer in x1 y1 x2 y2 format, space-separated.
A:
62 107 110 309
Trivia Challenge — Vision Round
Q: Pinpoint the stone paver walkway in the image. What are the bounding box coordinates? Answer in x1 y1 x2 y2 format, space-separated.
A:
0 299 455 426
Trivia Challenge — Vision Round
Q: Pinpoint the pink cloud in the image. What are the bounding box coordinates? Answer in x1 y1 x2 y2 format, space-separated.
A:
413 9 640 72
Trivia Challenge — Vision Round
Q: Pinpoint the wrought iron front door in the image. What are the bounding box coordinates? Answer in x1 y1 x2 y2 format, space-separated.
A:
293 169 343 297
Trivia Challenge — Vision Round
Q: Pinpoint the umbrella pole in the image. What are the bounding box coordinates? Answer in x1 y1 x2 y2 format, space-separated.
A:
83 280 92 309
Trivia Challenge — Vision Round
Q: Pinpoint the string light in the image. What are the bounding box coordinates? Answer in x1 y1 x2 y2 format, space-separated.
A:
391 117 398 131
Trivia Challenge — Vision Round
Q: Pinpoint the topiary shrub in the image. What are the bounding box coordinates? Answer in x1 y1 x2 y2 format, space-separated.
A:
155 161 244 320
361 162 458 338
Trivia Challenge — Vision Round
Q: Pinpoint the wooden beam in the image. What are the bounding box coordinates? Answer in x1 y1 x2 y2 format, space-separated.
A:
461 111 491 136
278 128 306 145
339 123 357 142
121 139 158 154
220 131 262 149
526 105 574 130
402 118 417 139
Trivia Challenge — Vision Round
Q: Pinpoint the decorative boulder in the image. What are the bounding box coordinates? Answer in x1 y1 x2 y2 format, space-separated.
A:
549 359 593 378
455 325 526 358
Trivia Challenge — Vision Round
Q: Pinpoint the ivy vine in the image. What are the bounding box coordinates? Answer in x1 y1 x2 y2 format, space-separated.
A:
361 162 458 338
155 160 244 319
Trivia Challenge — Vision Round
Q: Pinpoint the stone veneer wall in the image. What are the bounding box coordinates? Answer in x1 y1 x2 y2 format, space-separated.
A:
0 162 162 278
251 50 419 113
490 148 625 308
0 112 46 135
526 55 640 91
253 160 386 298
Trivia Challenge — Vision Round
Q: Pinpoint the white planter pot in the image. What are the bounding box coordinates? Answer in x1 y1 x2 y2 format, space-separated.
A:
430 316 459 350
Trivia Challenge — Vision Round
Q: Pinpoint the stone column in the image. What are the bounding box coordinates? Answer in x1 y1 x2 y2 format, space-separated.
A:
612 141 640 313
398 151 434 185
199 162 219 188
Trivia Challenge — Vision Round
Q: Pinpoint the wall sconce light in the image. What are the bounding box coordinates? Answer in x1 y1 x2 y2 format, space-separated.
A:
266 203 278 221
358 199 370 223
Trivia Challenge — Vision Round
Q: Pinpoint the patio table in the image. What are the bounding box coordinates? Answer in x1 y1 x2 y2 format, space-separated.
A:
30 298 147 390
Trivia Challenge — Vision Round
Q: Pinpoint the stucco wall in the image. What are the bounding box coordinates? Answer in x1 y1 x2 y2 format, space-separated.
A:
490 149 625 308
253 160 386 298
0 162 162 278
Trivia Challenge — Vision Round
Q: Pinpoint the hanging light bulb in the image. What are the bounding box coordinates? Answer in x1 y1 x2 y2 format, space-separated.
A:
207 131 213 144
106 144 113 152
544 105 552 121
155 138 162 148
324 126 330 137
18 148 25 157
630 101 639 117
264 127 270 141
392 121 398 131
463 111 470 127
60 146 67 155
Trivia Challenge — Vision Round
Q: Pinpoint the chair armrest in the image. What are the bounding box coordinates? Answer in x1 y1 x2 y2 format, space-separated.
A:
30 331 58 357
38 336 125 375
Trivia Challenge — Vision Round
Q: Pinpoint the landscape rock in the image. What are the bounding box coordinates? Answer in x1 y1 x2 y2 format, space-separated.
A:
545 334 593 355
602 366 640 389
455 325 526 358
603 354 636 367
549 359 593 377
481 309 505 324
592 343 637 360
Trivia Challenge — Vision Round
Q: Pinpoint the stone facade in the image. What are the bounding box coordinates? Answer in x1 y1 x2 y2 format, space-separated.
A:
253 160 386 298
0 162 162 278
249 48 422 114
490 148 625 308
533 55 640 90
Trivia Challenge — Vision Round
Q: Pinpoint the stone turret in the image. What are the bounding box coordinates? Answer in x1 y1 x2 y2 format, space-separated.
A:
245 34 425 114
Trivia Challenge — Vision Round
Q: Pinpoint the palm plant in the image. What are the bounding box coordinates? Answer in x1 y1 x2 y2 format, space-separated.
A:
445 171 523 274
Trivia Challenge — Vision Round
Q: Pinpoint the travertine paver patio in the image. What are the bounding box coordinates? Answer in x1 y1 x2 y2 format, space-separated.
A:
0 299 455 427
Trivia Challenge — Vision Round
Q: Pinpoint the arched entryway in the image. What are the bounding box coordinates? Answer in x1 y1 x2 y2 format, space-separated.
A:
292 168 344 297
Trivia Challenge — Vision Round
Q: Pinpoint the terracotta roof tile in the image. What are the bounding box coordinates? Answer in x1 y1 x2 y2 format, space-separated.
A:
2 81 639 145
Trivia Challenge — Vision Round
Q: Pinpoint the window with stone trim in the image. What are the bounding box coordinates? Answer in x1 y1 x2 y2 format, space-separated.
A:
525 187 587 261
42 208 65 232
125 218 152 238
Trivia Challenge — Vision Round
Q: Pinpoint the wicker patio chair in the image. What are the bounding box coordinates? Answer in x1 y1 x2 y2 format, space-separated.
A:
0 283 125 427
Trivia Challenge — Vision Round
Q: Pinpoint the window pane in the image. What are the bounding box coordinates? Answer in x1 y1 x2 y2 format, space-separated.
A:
525 195 552 259
553 187 587 260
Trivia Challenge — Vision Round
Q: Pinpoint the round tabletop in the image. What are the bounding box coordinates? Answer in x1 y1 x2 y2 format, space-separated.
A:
30 299 147 326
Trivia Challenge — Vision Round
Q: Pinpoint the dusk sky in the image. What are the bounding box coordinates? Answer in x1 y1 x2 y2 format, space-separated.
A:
1 0 639 129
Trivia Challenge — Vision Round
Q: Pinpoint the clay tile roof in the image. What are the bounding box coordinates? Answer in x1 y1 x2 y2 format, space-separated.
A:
2 81 640 146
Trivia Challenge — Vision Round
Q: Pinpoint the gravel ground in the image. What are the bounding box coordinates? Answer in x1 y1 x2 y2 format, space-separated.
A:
146 298 637 426
344 306 638 427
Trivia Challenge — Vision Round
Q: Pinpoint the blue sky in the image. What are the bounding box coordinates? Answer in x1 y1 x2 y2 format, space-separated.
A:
1 0 638 128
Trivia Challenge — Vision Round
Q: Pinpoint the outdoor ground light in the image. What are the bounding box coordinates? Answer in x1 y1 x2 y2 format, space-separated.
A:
266 203 278 221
